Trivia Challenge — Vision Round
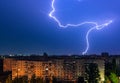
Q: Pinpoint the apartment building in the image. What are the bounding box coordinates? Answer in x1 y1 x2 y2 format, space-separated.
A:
10 56 105 82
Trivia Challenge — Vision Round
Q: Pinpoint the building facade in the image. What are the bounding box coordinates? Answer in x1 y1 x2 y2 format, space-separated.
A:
11 57 105 82
3 58 13 72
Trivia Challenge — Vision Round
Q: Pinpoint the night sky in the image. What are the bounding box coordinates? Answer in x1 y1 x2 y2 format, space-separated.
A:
0 0 120 55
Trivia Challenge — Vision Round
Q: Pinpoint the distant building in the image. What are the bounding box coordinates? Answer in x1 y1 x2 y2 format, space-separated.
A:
3 58 13 72
0 58 3 73
10 56 105 82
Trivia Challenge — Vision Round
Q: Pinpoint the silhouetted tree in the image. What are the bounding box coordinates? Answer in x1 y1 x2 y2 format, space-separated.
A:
104 76 111 83
21 76 28 83
12 76 28 83
85 63 100 83
36 77 43 83
77 76 85 83
12 77 17 83
52 76 57 83
30 74 36 83
6 74 12 83
105 58 117 76
45 77 50 83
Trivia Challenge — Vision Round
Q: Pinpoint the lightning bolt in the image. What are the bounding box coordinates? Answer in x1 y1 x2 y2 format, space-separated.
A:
49 0 113 55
